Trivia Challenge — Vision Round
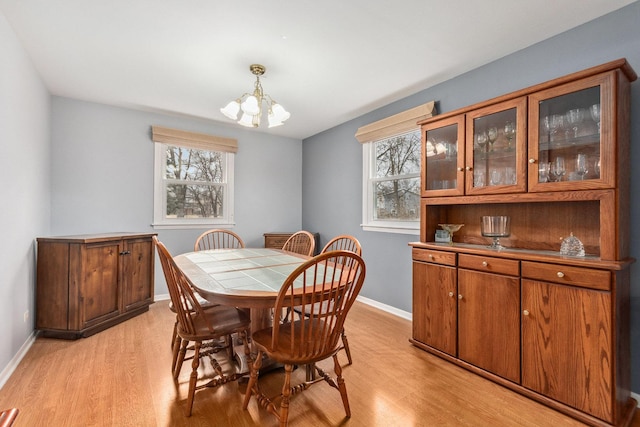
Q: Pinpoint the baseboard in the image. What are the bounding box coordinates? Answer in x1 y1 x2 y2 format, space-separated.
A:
355 295 412 321
0 330 37 389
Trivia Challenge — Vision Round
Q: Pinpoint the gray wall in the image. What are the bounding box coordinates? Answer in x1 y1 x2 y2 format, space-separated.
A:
0 13 50 376
51 97 303 297
302 1 640 391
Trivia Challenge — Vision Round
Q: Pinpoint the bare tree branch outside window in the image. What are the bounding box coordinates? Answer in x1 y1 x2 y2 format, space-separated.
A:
164 146 225 219
373 130 421 221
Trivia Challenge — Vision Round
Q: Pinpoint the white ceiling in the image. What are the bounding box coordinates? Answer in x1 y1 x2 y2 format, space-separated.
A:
0 0 635 140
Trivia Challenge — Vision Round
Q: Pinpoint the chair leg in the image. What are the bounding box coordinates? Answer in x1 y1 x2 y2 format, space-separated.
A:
243 349 263 409
171 335 183 374
333 354 351 418
186 341 201 417
340 328 353 365
170 320 178 349
174 339 189 379
279 364 293 427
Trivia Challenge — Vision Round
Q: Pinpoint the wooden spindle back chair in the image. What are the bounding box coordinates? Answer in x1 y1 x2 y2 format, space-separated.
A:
243 250 366 426
321 234 362 256
154 236 251 416
194 229 245 251
281 230 315 256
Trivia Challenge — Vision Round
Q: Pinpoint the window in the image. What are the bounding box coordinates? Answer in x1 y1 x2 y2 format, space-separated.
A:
151 126 237 229
357 102 436 234
362 130 421 233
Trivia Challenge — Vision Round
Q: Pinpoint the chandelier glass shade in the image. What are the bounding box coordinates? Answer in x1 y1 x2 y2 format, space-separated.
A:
220 64 291 128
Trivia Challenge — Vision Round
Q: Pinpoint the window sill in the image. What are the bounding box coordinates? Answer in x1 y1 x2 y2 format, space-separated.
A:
152 222 235 230
361 223 419 235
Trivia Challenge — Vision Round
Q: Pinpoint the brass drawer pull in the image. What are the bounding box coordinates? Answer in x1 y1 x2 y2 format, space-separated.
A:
557 271 565 278
482 261 488 267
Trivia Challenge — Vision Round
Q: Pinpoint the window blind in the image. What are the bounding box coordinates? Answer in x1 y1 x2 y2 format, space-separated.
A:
151 125 238 153
355 101 436 143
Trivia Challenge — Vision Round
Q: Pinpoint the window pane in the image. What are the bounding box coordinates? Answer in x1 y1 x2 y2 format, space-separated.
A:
166 183 224 218
373 177 419 220
375 131 421 178
165 146 224 183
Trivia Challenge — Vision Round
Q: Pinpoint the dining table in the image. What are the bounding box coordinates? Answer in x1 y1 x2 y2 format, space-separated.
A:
173 247 311 372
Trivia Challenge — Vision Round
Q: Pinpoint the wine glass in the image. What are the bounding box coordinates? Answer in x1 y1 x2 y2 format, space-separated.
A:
504 167 516 185
490 168 503 186
575 153 589 180
504 121 515 148
475 132 488 153
566 109 584 138
539 162 550 183
595 159 601 177
487 127 498 151
590 103 601 133
549 114 565 142
550 157 566 182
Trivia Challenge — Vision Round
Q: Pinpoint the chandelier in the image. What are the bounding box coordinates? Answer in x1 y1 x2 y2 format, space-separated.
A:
220 64 291 128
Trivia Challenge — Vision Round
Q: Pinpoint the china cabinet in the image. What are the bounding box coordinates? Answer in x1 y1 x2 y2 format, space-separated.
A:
410 59 636 427
36 232 155 339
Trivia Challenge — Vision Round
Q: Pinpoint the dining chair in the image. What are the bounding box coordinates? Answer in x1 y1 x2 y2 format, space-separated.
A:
281 230 315 256
194 229 245 251
243 250 366 427
168 228 243 354
320 235 362 365
321 234 362 256
294 234 362 366
154 237 251 416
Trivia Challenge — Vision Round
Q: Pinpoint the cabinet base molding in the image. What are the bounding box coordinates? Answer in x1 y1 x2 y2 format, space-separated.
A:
38 305 151 340
409 339 637 427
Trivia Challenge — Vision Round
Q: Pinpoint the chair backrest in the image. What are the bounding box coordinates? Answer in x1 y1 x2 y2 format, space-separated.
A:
321 234 362 256
194 229 245 251
154 236 213 336
272 251 366 361
282 231 315 256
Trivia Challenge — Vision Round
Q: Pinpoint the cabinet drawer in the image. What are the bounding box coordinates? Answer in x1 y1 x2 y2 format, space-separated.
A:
412 248 456 266
521 261 611 291
459 254 519 276
264 235 291 249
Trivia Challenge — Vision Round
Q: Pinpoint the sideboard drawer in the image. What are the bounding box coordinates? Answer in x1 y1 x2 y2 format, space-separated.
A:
521 261 611 291
459 253 520 276
412 248 456 266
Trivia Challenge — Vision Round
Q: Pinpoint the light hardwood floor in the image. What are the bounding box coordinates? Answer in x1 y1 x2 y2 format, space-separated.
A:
0 300 638 426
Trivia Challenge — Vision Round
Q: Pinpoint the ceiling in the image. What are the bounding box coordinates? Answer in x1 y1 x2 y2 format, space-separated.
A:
0 0 635 140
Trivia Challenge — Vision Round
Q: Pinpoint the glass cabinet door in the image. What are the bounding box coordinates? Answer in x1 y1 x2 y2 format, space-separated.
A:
421 115 465 197
465 97 527 195
528 72 614 192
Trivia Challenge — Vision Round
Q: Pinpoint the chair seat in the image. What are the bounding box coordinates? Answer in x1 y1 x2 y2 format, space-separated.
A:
252 319 340 365
178 305 250 342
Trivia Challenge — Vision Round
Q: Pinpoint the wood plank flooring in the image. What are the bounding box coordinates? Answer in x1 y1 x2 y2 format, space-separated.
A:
0 300 637 426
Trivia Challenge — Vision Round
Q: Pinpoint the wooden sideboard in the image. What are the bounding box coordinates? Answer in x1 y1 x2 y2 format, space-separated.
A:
411 59 636 426
264 232 320 254
36 232 155 339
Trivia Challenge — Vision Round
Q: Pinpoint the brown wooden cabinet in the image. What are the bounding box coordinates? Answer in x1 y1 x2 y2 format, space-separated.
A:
410 59 636 427
411 248 457 356
264 232 320 254
36 232 155 339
